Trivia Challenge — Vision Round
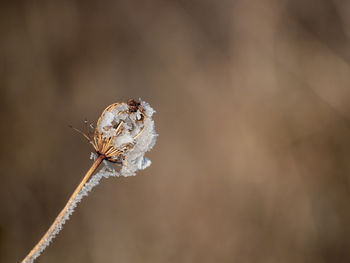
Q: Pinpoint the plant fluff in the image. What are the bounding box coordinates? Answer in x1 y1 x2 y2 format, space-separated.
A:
22 99 157 263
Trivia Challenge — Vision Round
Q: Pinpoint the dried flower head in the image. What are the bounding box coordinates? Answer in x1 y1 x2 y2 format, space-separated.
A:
89 99 157 176
21 99 157 263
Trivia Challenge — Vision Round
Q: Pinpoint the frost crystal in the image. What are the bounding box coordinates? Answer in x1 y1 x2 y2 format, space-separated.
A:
96 99 158 176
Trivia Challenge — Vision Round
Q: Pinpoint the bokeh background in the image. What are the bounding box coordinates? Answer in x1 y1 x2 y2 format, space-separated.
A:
2 0 350 262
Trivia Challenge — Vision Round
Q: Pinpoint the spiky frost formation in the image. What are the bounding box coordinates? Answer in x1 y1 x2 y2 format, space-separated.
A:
94 99 158 176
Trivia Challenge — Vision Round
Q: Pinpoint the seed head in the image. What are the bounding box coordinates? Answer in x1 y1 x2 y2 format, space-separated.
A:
89 99 157 176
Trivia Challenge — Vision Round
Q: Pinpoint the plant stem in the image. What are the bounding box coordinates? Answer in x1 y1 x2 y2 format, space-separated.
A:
22 154 105 263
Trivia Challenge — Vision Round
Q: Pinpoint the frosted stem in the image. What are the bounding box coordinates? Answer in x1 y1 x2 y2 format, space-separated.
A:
21 154 105 263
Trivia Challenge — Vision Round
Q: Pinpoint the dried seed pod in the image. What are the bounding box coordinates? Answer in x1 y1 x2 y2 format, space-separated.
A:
92 99 157 176
21 99 158 263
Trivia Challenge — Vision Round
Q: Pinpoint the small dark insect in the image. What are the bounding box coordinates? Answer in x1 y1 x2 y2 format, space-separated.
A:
127 99 141 112
127 99 144 120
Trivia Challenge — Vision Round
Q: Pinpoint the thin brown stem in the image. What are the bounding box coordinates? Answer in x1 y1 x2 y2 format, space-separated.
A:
21 154 105 263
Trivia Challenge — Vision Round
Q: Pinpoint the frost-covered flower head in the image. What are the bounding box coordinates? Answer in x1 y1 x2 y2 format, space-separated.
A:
91 99 157 176
21 99 157 263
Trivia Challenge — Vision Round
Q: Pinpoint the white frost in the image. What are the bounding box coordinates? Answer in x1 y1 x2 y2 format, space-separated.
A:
114 133 134 147
97 99 158 176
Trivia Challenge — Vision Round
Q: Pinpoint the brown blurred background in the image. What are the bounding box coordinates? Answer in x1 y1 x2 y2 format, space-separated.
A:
1 0 350 262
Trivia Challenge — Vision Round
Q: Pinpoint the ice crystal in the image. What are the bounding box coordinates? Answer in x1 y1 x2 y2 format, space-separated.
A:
96 99 158 176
